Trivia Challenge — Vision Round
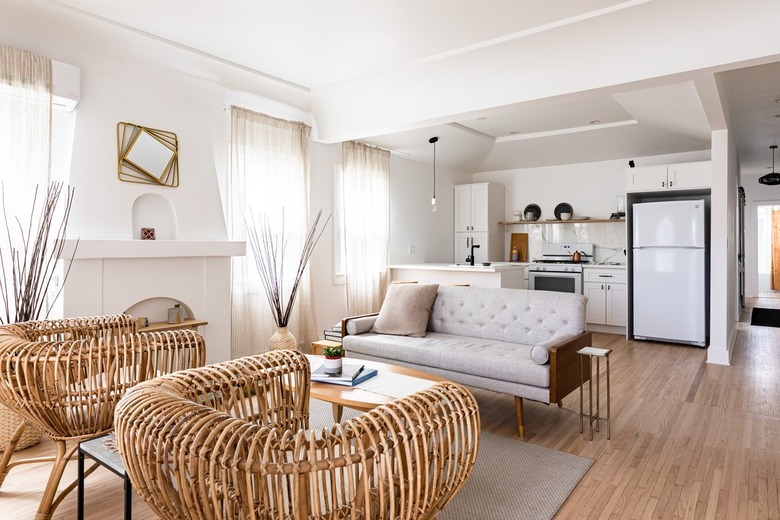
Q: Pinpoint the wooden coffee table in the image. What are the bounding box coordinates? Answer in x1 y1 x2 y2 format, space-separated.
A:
307 355 445 421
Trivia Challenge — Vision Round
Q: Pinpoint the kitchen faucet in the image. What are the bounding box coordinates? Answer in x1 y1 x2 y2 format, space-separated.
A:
466 243 480 266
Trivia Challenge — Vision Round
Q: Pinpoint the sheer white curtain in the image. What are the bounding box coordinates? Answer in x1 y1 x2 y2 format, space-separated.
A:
342 141 390 315
229 107 318 357
0 47 52 322
0 46 51 213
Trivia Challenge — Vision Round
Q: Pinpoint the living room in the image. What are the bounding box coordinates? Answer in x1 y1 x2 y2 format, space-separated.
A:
2 0 780 518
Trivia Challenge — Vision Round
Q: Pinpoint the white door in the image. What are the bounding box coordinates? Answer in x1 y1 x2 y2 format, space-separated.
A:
454 185 472 232
606 283 627 326
633 248 706 344
633 200 705 248
584 282 607 324
471 184 489 232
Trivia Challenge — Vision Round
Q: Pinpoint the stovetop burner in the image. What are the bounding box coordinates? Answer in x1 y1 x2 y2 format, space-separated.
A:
528 243 594 272
532 259 591 264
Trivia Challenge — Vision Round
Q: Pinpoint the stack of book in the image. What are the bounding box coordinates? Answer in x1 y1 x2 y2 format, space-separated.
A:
311 362 377 386
323 322 341 342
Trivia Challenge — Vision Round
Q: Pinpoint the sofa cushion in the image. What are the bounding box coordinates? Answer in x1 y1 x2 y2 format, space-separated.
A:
371 284 439 337
343 332 550 388
430 286 586 346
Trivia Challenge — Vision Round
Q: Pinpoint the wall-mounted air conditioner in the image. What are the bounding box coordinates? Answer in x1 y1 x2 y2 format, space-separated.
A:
52 60 80 112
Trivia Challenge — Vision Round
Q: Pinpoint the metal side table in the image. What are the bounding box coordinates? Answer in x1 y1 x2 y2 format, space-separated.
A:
577 346 612 440
78 433 132 519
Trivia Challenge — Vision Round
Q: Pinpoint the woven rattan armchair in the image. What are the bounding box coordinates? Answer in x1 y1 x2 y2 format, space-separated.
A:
0 314 205 520
115 349 480 520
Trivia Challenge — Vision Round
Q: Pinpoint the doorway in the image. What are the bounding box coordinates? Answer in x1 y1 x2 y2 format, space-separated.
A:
756 203 780 298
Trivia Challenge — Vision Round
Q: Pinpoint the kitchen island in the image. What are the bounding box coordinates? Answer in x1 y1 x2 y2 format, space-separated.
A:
389 263 529 289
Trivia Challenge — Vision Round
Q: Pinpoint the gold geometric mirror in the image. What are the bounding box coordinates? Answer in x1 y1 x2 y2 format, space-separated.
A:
117 122 179 187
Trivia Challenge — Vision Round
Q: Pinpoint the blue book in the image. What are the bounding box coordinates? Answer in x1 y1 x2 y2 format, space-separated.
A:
311 363 378 386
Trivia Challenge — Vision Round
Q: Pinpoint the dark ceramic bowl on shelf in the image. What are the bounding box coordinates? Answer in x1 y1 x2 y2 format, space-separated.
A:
554 202 573 220
523 204 541 221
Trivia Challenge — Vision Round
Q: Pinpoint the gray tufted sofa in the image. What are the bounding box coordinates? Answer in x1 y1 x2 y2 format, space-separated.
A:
341 286 592 437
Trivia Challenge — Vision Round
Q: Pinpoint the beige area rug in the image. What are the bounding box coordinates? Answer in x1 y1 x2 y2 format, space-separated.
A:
310 399 593 520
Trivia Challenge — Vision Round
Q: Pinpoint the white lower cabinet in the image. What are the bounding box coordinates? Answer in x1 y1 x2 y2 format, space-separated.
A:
454 232 488 264
584 268 627 327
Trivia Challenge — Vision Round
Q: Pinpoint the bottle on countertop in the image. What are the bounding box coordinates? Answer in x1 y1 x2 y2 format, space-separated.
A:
511 247 519 262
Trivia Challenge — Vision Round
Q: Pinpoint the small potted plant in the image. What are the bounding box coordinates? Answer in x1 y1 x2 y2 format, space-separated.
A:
322 345 344 375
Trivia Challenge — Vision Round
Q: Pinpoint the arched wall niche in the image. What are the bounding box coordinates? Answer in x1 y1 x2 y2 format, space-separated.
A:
124 296 194 325
131 193 178 239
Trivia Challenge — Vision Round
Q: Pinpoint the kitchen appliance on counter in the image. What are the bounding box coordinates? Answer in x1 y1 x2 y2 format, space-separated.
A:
632 200 707 347
528 243 594 294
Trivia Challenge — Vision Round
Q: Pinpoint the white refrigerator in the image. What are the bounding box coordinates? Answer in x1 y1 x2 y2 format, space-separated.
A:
632 200 707 347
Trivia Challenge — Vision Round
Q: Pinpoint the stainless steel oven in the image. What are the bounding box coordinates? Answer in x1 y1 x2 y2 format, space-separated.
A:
528 268 582 294
527 243 593 294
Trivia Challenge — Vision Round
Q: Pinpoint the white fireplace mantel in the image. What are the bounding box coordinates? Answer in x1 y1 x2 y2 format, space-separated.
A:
58 238 245 364
62 239 245 259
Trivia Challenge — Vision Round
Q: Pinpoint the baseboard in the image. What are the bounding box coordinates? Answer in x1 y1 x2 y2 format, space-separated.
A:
586 324 626 335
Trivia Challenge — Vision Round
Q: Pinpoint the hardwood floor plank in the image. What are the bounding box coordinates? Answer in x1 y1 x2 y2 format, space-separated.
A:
2 297 780 518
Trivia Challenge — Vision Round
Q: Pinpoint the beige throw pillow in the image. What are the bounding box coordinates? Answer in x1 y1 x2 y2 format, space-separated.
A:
371 284 439 337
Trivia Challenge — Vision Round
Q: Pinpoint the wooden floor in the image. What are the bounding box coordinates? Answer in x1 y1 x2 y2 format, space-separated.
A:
2 298 779 519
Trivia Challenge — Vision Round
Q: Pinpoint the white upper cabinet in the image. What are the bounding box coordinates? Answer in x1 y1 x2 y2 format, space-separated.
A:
454 184 473 232
626 161 711 193
453 183 505 262
454 183 493 232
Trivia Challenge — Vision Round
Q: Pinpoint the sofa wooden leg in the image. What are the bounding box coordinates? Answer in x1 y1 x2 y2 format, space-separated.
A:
514 397 525 438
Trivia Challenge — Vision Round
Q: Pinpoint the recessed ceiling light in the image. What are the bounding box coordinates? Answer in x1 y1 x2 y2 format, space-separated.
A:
590 120 601 125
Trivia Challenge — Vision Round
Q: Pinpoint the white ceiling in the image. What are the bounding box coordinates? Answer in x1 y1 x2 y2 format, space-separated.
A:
35 0 780 173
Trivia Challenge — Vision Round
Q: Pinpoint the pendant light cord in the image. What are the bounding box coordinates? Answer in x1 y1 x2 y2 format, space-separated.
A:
429 136 438 200
432 140 436 199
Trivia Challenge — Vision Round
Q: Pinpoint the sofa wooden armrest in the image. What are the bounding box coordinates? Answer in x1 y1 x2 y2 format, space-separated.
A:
549 332 592 403
341 313 379 339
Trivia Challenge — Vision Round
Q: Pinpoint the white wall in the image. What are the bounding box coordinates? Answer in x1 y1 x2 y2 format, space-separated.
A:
309 144 471 336
474 150 710 260
389 156 471 264
706 129 739 366
474 150 711 222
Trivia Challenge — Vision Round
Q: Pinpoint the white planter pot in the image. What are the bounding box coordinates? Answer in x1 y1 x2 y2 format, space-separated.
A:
323 356 343 375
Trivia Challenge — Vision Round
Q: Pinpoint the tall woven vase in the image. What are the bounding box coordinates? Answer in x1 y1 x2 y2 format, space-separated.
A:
268 327 297 351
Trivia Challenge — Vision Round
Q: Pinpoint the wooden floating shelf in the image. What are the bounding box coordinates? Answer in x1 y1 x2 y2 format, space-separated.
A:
500 219 625 225
139 318 208 333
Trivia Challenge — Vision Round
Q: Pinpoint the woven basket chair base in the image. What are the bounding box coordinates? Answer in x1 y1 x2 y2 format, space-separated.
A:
0 405 40 451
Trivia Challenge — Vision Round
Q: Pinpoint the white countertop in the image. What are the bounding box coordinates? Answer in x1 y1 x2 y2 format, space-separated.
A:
390 263 528 273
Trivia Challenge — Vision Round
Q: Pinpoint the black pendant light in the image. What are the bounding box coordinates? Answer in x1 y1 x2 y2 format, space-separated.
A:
759 145 780 186
429 136 438 213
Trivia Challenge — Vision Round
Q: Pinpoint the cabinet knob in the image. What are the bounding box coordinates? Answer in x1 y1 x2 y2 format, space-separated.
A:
661 181 665 187
601 284 604 289
669 181 673 187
